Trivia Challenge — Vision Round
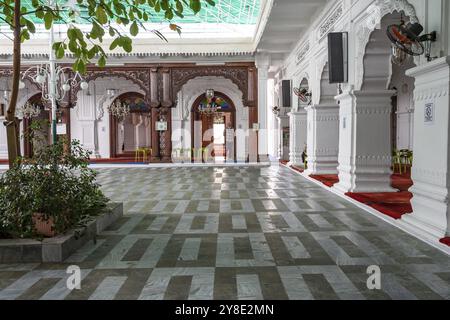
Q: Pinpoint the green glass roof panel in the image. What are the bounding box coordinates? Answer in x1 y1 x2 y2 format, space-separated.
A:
9 0 261 25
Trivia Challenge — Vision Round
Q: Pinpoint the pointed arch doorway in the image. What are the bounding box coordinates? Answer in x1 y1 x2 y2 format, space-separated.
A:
191 91 236 163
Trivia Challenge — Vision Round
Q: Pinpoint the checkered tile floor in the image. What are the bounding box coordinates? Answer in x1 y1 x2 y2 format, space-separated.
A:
0 165 449 300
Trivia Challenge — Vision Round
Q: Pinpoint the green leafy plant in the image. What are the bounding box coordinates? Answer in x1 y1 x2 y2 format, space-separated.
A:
0 138 109 238
1 0 215 165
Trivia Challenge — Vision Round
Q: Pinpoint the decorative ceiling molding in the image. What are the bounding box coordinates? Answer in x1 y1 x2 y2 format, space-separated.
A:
295 41 310 65
0 51 255 59
318 4 343 39
355 0 419 90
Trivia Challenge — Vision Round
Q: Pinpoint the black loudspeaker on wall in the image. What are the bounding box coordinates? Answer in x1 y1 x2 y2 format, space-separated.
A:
281 80 291 108
328 32 348 84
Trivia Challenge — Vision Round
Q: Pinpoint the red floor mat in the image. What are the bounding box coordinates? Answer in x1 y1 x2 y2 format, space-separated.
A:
345 192 412 220
290 165 304 173
306 172 413 220
309 174 339 187
89 158 142 164
439 237 450 247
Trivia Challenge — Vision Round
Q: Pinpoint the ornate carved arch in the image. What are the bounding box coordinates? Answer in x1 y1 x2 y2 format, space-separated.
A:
70 68 151 105
171 66 252 107
355 0 419 90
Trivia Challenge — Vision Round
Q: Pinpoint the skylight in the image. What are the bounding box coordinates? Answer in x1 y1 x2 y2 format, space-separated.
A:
16 0 261 25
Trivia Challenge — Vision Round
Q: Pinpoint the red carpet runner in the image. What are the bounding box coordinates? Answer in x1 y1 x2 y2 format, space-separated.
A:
307 172 413 220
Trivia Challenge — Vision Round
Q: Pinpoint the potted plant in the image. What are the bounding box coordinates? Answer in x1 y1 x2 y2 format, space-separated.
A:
0 137 109 239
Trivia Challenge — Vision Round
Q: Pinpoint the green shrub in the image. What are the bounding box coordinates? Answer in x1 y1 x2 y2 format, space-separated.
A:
0 138 108 239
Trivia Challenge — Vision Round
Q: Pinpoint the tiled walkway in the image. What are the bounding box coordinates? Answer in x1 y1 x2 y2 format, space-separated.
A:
0 165 449 300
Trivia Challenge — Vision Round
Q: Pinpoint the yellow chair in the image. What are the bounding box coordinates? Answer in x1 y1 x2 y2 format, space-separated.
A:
192 147 203 161
202 147 210 162
392 149 403 174
135 147 146 162
135 147 152 163
400 149 413 173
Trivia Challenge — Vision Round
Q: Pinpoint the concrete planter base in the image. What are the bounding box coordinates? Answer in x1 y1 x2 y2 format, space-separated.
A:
0 202 123 263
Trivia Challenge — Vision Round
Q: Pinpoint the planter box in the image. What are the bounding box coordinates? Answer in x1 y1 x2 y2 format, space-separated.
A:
0 202 123 263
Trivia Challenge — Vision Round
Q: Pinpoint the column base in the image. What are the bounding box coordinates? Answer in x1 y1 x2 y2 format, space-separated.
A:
258 154 270 163
304 156 339 175
398 181 449 240
333 164 397 193
288 151 304 168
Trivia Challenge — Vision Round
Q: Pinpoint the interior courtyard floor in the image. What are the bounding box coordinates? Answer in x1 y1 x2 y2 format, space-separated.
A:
0 165 449 300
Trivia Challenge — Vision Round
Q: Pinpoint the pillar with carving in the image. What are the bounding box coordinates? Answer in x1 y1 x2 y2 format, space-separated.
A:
288 108 307 167
333 89 396 193
304 103 339 175
400 57 450 242
256 54 270 162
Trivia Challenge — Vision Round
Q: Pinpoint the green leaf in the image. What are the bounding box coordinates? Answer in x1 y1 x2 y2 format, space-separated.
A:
122 37 132 53
87 46 97 59
96 6 108 24
35 10 44 19
98 55 106 68
56 46 65 59
25 19 36 34
205 0 215 6
161 0 169 11
67 28 77 41
190 0 201 13
68 40 78 53
165 9 174 20
44 11 53 30
154 2 161 12
130 21 139 36
109 37 120 50
176 0 184 13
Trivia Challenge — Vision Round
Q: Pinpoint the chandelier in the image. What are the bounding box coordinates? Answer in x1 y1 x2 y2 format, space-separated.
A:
108 99 130 121
19 65 88 103
16 101 41 119
198 89 220 115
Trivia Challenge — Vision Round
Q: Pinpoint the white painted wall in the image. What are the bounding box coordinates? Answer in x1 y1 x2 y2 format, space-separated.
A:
70 78 143 158
390 58 416 150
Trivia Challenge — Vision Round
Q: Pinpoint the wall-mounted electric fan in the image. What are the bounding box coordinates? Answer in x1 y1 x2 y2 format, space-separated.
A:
293 87 312 105
387 20 436 65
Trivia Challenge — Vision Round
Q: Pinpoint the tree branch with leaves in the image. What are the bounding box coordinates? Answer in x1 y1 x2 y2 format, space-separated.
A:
0 0 215 166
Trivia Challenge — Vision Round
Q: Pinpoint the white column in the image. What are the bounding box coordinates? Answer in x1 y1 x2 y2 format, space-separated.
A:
400 57 450 241
256 54 270 162
304 103 339 174
144 116 151 148
333 89 396 193
288 109 307 167
276 114 289 161
133 114 144 149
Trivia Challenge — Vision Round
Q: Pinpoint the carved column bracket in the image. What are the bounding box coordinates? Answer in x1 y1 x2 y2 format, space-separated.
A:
150 68 160 108
161 68 172 108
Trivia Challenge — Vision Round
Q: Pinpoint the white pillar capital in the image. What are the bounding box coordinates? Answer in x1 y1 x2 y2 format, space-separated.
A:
255 53 271 71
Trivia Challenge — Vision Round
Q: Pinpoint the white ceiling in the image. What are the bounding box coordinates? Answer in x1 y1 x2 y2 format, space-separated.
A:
256 0 328 72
